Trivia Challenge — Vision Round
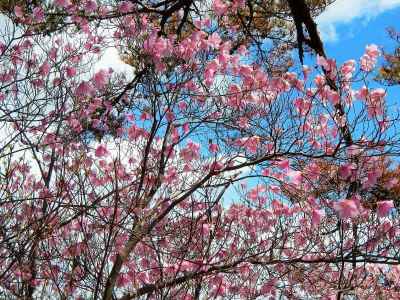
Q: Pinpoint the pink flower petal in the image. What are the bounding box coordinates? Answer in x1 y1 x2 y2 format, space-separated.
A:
377 200 394 218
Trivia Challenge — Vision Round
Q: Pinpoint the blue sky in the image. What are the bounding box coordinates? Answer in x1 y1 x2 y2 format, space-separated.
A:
317 0 400 63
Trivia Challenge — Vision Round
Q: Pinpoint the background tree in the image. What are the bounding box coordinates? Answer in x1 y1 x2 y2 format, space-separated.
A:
378 27 400 86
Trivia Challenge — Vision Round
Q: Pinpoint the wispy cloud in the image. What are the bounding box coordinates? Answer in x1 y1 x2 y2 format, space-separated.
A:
317 0 400 42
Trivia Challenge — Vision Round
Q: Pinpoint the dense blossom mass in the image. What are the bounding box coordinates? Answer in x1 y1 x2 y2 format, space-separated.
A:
0 0 400 299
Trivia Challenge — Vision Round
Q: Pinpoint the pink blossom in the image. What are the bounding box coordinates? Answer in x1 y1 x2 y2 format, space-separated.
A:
294 98 311 115
327 90 340 105
0 42 6 54
334 199 359 219
33 7 45 22
180 140 200 161
95 145 109 157
54 0 72 8
377 119 387 132
213 0 228 16
314 75 325 87
92 69 109 89
261 168 270 176
125 113 134 122
239 65 253 78
276 159 289 170
183 123 190 134
269 185 280 194
260 279 276 295
98 6 109 17
143 32 171 60
317 55 336 72
209 143 219 153
210 161 223 171
39 62 51 77
65 66 77 78
355 86 368 100
338 163 356 179
194 19 202 28
140 112 151 121
75 81 95 97
217 52 231 70
31 78 44 88
317 55 328 69
69 118 82 132
208 32 222 49
84 0 97 12
204 60 219 86
164 167 177 184
377 200 394 218
116 274 129 288
362 170 380 189
14 6 24 18
201 223 211 236
287 170 302 186
238 44 247 55
311 209 325 226
272 200 290 216
118 1 134 13
237 136 260 153
369 88 385 103
127 124 143 140
340 59 356 76
178 101 187 111
238 117 249 129
49 47 58 61
165 111 175 122
360 44 380 72
365 44 380 58
248 185 267 201
203 18 212 28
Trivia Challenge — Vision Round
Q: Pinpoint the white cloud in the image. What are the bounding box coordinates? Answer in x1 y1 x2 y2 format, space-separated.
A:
94 47 135 77
318 23 338 43
317 0 400 42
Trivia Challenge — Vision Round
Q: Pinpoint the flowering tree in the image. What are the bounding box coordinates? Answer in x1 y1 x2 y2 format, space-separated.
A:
1 0 400 299
378 27 400 86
